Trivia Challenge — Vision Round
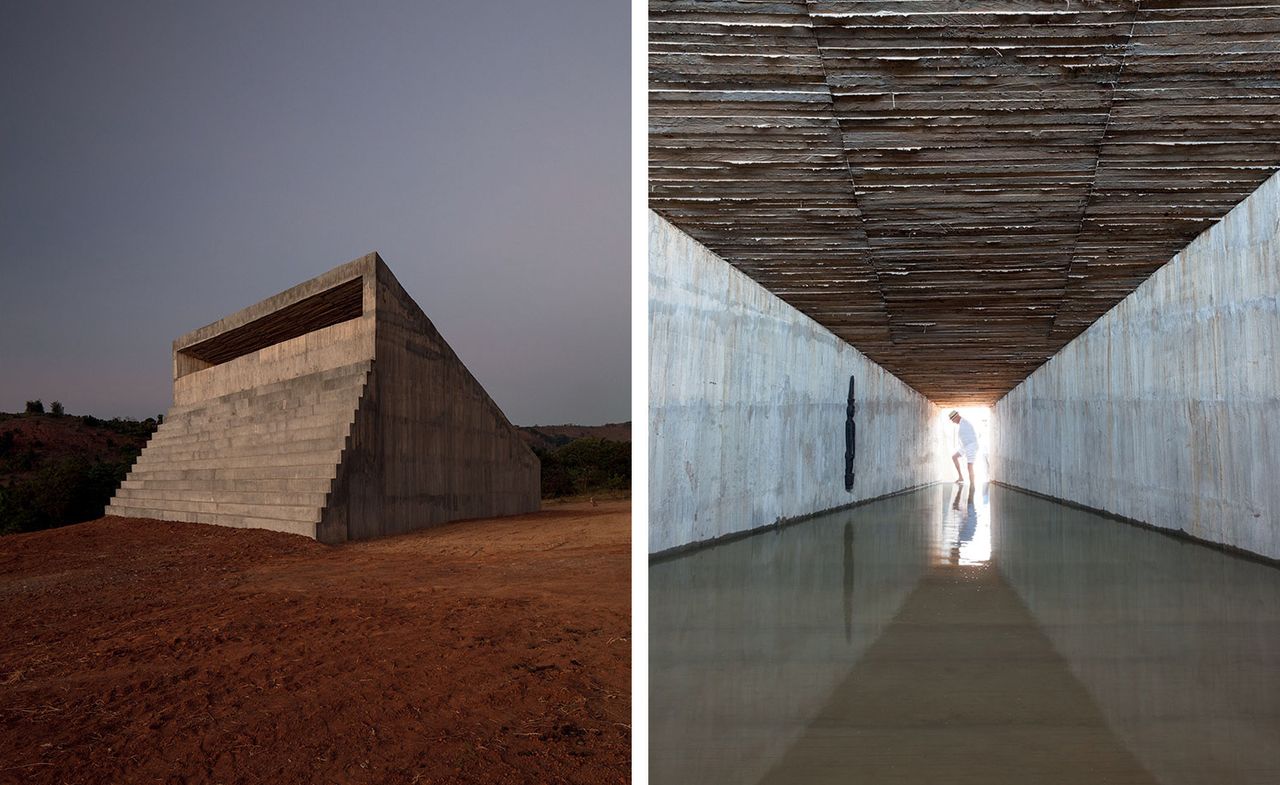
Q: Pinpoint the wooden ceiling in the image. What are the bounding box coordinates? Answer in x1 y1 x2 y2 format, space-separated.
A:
649 0 1280 404
180 278 363 366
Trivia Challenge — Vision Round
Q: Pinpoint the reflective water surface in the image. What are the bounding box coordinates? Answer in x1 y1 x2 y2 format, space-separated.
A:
650 484 1280 785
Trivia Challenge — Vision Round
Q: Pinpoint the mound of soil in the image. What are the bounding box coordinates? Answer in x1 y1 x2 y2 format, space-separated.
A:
0 502 630 784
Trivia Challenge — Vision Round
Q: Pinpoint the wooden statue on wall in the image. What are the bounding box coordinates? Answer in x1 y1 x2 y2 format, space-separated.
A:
844 375 856 491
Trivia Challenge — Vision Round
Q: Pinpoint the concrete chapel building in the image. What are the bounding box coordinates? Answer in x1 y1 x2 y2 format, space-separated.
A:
108 254 540 542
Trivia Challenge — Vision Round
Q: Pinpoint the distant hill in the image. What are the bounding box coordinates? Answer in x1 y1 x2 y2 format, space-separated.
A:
0 412 157 534
517 422 631 453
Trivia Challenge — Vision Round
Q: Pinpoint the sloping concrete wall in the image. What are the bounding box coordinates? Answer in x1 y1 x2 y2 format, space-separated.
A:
649 212 940 554
993 170 1280 560
322 260 539 542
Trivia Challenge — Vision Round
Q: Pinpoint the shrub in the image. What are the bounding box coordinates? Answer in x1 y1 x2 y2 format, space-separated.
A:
537 450 576 497
537 438 630 498
0 455 133 535
50 401 65 416
24 400 44 415
0 415 156 535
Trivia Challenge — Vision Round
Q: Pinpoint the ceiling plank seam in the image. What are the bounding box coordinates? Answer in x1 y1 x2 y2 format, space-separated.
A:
1049 0 1143 338
802 0 892 334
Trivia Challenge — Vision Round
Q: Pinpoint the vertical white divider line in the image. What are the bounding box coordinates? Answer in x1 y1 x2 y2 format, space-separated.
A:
630 0 650 781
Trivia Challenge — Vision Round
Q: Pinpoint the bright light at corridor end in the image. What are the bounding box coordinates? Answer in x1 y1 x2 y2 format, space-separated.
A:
934 406 993 484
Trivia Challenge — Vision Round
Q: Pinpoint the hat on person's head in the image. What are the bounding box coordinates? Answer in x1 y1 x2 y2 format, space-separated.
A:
948 410 960 419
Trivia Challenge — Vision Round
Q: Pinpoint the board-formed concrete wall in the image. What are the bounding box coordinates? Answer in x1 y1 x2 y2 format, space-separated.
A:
649 212 940 554
992 169 1280 561
111 253 539 542
322 259 540 542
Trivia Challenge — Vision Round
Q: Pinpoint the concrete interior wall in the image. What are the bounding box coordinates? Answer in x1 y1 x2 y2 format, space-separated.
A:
649 211 941 554
993 170 1280 561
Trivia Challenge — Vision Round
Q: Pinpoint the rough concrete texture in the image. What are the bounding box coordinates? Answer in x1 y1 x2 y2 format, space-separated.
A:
109 254 539 542
649 212 940 553
993 169 1280 560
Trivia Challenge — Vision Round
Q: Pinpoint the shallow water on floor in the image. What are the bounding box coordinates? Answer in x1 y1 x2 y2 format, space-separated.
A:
650 483 1280 785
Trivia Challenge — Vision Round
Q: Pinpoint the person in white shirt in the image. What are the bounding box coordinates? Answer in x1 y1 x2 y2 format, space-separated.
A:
949 410 979 484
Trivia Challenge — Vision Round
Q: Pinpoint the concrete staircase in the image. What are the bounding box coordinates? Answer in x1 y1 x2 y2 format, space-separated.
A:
107 361 372 538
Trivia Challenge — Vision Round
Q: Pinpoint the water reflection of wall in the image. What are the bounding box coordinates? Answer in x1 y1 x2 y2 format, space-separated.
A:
650 490 937 785
992 487 1280 785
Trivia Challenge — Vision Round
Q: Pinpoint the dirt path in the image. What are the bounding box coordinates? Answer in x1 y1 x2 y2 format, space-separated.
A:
0 501 630 784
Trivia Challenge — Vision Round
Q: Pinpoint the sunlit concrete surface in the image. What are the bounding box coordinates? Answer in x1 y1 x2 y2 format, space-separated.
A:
650 484 1280 785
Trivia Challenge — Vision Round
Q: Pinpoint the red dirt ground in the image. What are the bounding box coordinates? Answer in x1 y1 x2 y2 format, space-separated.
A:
0 501 630 784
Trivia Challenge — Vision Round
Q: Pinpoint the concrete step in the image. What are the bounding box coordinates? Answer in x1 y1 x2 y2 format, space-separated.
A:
124 460 338 487
123 463 342 482
143 419 352 452
106 495 321 523
113 486 330 508
142 420 351 456
129 435 347 465
109 496 324 524
170 395 359 431
134 435 343 460
159 394 362 434
120 476 332 494
105 504 316 538
124 449 343 473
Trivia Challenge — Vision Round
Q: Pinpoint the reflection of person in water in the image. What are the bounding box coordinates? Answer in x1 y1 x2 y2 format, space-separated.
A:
949 484 978 565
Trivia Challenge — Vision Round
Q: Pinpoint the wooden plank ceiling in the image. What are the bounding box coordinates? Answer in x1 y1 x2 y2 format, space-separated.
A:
650 0 1280 405
181 278 363 366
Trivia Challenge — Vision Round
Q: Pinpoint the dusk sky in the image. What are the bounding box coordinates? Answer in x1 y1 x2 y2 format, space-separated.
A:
0 2 629 426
